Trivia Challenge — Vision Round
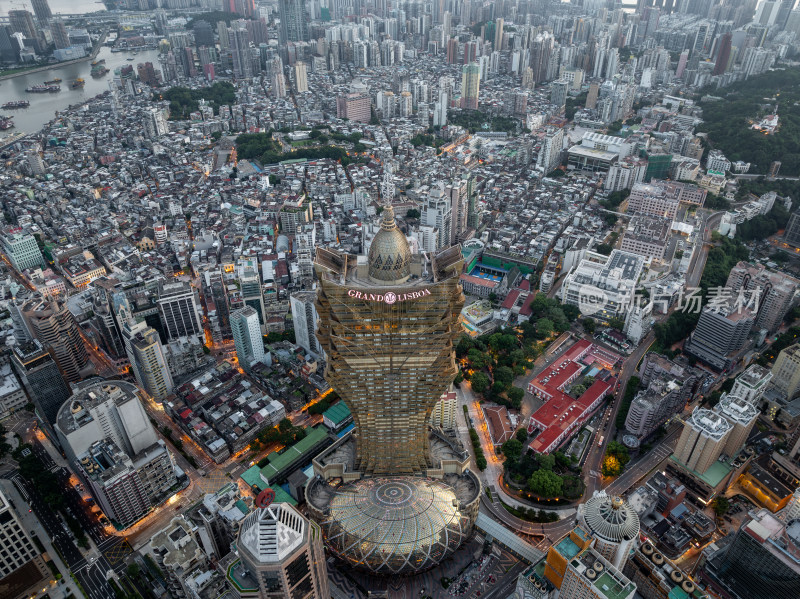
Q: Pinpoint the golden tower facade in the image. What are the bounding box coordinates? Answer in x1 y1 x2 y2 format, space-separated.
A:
314 207 465 475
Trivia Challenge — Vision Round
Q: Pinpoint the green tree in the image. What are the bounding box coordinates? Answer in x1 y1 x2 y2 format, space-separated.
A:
582 318 596 334
596 243 613 256
406 208 421 219
536 318 554 337
507 387 524 409
470 372 490 394
528 469 563 497
608 317 625 331
501 438 523 462
537 453 556 471
515 428 528 443
467 348 490 370
711 497 730 517
494 366 514 386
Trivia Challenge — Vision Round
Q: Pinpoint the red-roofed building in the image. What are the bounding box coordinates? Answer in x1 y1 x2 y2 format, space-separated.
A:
524 339 615 454
483 405 514 446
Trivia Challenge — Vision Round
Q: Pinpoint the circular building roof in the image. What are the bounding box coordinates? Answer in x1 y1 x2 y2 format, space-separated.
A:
321 477 472 575
582 492 640 543
367 206 411 284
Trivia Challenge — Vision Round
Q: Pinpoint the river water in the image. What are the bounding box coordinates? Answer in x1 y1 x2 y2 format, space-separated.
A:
0 0 106 15
1 46 161 135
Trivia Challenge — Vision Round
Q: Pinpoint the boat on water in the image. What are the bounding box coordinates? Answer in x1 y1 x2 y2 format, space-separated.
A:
0 117 13 131
91 59 106 66
91 66 110 77
26 84 61 93
126 57 134 61
71 78 86 89
2 101 30 109
44 78 62 84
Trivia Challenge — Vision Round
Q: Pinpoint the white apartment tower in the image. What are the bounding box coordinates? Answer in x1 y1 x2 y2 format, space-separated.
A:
231 306 265 371
290 291 321 357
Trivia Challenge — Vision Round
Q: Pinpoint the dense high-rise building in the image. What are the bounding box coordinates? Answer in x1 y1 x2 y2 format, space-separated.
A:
231 306 265 372
770 343 800 399
157 281 203 341
192 19 214 47
8 10 37 40
21 297 90 382
537 126 565 172
294 60 308 92
0 486 50 588
10 339 72 432
673 407 732 473
290 291 321 357
123 320 174 402
229 21 253 79
683 302 755 371
726 261 799 333
50 18 70 49
226 503 329 598
55 380 177 526
551 79 569 108
278 0 310 43
30 0 52 23
460 62 480 109
701 509 800 599
420 184 453 251
336 92 371 122
624 375 689 439
713 33 733 75
1 229 45 273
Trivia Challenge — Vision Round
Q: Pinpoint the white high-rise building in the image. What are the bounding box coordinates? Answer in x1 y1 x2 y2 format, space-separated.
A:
0 485 49 586
294 61 308 93
123 319 174 402
231 306 265 371
536 126 565 172
420 184 453 251
290 291 321 357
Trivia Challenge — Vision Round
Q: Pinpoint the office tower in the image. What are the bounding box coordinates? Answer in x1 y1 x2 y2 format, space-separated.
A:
713 33 732 75
157 281 203 340
238 268 266 327
50 18 70 49
54 380 177 526
227 503 329 598
770 344 800 399
551 79 569 108
420 184 453 251
726 261 799 333
21 297 89 382
536 126 565 172
290 292 320 357
314 206 463 473
30 0 52 23
717 393 758 457
460 62 480 110
730 363 772 405
0 486 49 586
1 229 45 272
278 0 310 43
124 321 174 402
336 92 371 122
702 509 800 599
11 339 72 430
673 407 732 473
577 492 640 570
294 61 308 92
231 307 265 372
683 303 755 371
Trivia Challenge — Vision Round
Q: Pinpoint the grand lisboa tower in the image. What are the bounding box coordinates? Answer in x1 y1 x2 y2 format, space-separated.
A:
305 206 481 575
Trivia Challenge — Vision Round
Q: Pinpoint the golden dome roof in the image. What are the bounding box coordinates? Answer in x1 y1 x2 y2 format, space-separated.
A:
368 205 411 284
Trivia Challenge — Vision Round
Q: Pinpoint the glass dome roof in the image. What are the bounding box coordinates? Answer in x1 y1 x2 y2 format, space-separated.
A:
321 477 471 574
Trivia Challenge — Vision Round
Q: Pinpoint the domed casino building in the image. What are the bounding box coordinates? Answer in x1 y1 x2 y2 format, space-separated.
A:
305 206 481 575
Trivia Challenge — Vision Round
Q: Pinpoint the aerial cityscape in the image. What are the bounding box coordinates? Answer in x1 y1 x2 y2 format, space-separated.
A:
1 0 800 598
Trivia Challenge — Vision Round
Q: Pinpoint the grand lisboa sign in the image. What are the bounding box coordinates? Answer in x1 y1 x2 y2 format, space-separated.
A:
347 288 432 305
